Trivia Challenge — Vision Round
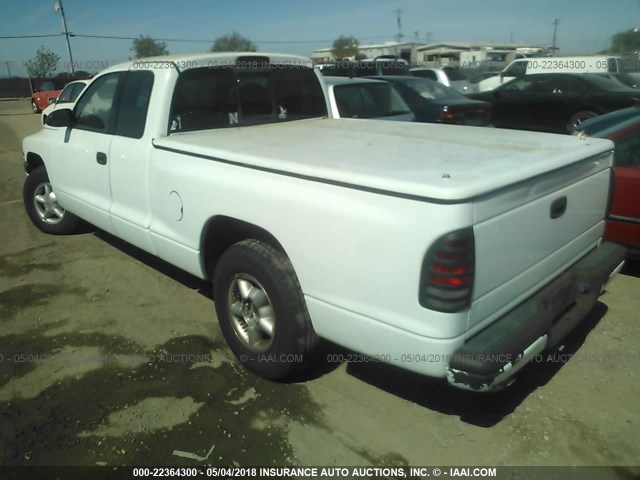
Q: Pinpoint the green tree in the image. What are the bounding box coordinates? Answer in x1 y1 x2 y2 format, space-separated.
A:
25 46 60 78
210 32 257 52
131 35 169 59
609 28 640 55
331 35 360 60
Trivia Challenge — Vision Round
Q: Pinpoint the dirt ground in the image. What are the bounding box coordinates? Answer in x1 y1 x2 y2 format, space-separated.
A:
1 99 639 473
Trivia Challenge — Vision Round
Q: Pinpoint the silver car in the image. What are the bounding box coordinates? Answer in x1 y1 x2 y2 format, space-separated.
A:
409 67 471 94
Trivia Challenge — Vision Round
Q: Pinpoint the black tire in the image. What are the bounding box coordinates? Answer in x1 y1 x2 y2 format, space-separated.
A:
213 239 319 380
567 110 598 134
31 99 40 113
23 166 79 235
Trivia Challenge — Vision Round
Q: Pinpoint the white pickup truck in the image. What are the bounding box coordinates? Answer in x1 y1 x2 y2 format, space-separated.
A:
22 53 626 392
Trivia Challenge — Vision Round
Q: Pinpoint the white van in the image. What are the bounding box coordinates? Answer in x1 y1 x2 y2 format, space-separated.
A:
477 56 623 92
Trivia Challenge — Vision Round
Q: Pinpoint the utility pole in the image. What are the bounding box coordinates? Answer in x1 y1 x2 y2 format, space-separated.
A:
54 0 75 74
551 18 559 56
395 8 403 43
426 31 432 44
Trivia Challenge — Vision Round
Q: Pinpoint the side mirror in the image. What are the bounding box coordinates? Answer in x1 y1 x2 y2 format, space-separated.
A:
45 108 75 127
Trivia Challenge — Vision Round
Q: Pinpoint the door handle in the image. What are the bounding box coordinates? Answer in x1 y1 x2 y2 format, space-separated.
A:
96 152 107 165
550 196 567 219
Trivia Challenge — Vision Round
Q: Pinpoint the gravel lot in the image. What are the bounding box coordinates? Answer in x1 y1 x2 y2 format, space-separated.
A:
1 99 639 473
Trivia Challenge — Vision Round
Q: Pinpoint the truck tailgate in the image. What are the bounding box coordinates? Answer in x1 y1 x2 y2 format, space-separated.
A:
469 154 612 332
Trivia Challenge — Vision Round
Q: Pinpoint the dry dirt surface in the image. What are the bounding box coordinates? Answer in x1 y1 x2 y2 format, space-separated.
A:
0 100 639 476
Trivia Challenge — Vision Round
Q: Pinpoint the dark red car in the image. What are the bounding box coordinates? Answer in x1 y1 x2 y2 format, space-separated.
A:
578 107 640 258
30 79 63 113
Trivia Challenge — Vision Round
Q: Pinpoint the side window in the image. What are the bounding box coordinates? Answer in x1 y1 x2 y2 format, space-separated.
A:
614 130 640 167
57 84 75 103
504 61 526 77
69 83 85 102
74 73 124 133
115 71 154 139
531 76 570 93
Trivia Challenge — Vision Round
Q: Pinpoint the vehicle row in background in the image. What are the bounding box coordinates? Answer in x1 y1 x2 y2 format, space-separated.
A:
324 75 491 126
468 72 640 134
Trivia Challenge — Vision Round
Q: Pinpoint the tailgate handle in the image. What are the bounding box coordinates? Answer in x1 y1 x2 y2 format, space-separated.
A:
550 196 567 219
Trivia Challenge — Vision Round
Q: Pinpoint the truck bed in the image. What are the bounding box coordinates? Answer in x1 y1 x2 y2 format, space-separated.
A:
153 118 614 202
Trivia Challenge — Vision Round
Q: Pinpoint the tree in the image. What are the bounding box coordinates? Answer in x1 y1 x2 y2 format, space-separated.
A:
609 28 640 55
131 35 169 59
25 46 60 78
210 32 257 52
331 35 360 60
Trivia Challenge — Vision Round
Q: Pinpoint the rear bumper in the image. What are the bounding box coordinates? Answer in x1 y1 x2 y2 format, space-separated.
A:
447 241 626 392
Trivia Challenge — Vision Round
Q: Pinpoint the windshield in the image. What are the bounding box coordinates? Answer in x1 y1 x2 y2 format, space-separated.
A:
333 83 411 118
585 74 639 92
442 67 466 81
396 77 466 100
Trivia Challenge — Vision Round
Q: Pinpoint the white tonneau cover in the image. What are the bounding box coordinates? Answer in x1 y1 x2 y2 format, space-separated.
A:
154 118 613 202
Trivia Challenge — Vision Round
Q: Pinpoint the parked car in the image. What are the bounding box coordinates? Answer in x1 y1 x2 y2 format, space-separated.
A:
576 108 640 258
466 72 500 93
42 80 89 124
324 76 414 121
369 75 491 126
30 79 63 113
477 56 625 92
409 66 471 93
596 72 640 89
468 72 640 134
319 59 409 77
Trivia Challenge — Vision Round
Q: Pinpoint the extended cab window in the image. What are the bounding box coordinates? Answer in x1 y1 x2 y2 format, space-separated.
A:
115 71 154 139
169 64 326 133
74 73 124 133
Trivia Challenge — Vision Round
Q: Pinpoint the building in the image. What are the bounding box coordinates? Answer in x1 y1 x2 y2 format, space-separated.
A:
311 41 545 67
416 42 545 67
311 42 427 64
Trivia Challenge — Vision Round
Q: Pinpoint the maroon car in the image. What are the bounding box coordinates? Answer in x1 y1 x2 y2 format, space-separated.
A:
578 107 640 258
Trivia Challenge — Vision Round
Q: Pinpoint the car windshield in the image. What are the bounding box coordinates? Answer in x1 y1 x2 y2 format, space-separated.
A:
442 67 466 81
333 83 411 118
395 77 466 100
584 74 638 92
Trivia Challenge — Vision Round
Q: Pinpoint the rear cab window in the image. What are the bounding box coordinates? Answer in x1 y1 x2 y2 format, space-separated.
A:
169 59 327 134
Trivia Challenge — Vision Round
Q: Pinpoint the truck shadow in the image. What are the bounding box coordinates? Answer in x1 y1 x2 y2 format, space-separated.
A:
344 302 608 428
621 260 640 278
87 228 613 421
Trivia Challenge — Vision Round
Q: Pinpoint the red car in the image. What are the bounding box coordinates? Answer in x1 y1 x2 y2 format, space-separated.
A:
578 107 640 258
30 80 62 113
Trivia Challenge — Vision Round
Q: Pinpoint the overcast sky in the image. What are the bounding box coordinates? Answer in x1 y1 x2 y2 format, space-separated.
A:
1 0 639 76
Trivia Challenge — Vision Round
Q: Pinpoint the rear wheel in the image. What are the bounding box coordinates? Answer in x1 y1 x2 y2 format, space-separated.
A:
568 110 598 134
213 239 318 380
23 166 79 235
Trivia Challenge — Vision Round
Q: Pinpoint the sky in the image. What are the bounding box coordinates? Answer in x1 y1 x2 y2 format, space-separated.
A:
1 0 639 76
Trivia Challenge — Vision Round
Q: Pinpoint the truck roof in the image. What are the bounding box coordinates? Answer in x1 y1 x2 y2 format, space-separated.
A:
102 52 314 73
154 118 614 202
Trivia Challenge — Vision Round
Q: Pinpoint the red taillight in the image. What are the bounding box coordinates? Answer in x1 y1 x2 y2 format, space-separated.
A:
438 109 463 124
419 228 475 312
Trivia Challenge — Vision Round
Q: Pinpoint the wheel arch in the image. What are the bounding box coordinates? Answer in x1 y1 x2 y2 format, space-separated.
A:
200 216 288 280
25 152 45 174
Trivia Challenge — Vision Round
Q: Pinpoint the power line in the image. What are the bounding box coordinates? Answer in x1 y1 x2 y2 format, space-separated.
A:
2 33 396 44
0 34 62 38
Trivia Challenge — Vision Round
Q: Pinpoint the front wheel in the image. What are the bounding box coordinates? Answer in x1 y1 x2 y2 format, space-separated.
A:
23 166 79 234
568 110 598 134
213 239 319 380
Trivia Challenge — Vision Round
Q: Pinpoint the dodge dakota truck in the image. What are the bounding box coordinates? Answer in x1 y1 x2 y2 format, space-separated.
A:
22 52 626 391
